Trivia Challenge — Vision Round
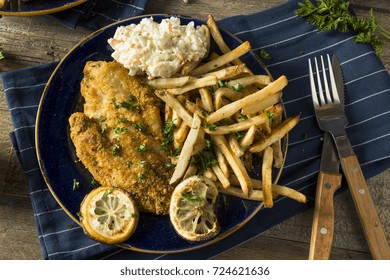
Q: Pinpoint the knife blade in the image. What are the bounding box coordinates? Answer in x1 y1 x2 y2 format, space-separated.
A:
327 56 390 260
308 57 343 260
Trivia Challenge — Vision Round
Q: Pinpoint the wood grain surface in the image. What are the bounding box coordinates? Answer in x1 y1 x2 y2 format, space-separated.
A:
0 0 389 260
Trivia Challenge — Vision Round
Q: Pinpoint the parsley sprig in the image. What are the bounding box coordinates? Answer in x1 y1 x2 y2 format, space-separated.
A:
295 0 390 56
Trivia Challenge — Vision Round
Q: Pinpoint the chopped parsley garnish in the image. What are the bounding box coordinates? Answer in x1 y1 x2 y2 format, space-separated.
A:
117 118 128 124
235 131 245 140
0 49 4 60
72 179 80 190
137 172 144 180
112 96 141 111
128 95 137 102
204 123 217 131
238 114 249 122
76 211 83 220
110 144 121 156
232 83 245 92
98 116 107 122
170 148 182 157
165 162 174 170
218 119 230 126
181 191 205 202
217 80 228 88
137 160 146 167
137 142 148 152
161 120 176 151
103 186 118 198
133 122 145 131
113 126 128 135
259 49 272 60
125 161 133 167
91 178 100 187
205 139 213 149
101 124 108 135
265 110 274 120
192 138 218 175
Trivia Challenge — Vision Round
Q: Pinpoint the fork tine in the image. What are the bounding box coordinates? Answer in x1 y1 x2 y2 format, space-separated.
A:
314 57 326 105
327 54 341 104
308 58 319 107
321 55 332 104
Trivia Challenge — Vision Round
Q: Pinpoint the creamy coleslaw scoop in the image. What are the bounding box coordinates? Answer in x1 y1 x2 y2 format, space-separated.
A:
108 17 208 78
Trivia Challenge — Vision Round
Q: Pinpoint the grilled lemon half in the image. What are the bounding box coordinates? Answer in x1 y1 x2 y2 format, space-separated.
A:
80 186 138 244
169 176 220 242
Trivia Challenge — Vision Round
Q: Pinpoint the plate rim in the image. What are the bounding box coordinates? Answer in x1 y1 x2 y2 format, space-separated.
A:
35 14 288 254
0 0 87 16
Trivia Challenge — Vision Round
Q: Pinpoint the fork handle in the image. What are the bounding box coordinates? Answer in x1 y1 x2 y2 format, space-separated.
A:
309 171 342 260
340 155 390 259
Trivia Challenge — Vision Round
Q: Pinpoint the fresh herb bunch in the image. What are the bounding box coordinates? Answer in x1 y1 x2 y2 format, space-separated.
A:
295 0 390 56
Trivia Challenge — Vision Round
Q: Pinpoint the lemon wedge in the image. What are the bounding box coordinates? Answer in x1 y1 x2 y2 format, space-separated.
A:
169 176 220 241
80 186 138 244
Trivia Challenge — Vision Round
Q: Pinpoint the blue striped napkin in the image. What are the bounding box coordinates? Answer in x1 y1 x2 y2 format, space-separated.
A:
1 0 389 259
51 0 148 29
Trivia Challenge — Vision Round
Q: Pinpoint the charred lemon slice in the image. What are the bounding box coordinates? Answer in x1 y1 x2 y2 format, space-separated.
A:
170 176 220 241
80 186 138 244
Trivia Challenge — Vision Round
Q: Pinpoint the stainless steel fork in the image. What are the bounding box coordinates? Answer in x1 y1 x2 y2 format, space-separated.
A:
309 54 390 260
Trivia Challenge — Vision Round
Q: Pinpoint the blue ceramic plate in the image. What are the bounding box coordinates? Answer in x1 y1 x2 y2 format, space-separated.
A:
0 0 87 16
36 15 286 253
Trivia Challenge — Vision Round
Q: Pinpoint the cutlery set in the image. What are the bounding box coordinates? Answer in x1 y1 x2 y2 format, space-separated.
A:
307 54 390 259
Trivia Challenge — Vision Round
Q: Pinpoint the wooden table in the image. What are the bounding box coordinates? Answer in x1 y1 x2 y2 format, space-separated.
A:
0 0 389 260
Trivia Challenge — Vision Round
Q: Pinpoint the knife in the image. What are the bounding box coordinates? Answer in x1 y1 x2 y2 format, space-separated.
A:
308 57 343 260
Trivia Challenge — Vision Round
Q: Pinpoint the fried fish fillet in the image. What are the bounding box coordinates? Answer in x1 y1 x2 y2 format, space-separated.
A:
69 61 174 215
81 60 163 141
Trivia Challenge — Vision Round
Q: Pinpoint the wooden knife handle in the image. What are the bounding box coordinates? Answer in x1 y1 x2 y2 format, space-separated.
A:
340 155 390 260
309 171 342 260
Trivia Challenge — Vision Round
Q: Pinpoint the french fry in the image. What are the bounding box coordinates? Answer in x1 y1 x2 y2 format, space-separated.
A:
229 175 307 203
206 75 288 123
205 104 283 135
183 162 198 180
228 134 245 157
206 14 243 66
165 103 173 122
201 24 211 58
173 121 190 149
214 87 243 102
166 76 218 95
271 113 284 168
199 87 214 112
201 64 247 80
214 145 230 178
262 146 274 208
240 125 256 148
212 164 230 189
226 75 271 89
170 114 202 184
211 135 252 196
181 61 200 75
190 41 252 76
155 90 193 126
148 76 192 89
219 185 265 201
250 115 300 153
241 91 281 115
203 168 217 182
214 87 243 110
172 110 182 127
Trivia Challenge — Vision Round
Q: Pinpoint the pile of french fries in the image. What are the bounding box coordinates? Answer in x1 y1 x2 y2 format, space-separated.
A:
149 15 306 208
